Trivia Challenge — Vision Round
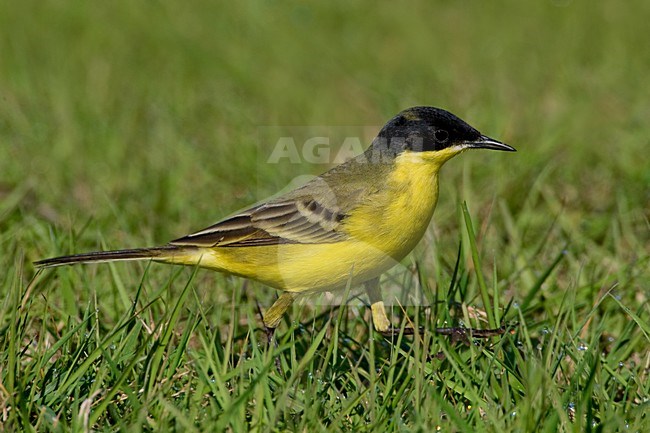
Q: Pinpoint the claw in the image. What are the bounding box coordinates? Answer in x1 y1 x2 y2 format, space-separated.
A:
379 326 424 337
378 324 511 344
434 325 509 344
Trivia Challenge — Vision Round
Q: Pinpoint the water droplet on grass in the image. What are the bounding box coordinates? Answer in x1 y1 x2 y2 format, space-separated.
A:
577 342 588 351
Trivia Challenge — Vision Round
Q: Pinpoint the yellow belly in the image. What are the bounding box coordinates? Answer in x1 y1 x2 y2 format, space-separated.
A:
193 240 402 292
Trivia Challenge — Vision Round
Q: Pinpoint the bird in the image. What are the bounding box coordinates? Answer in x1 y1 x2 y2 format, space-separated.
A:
34 106 515 337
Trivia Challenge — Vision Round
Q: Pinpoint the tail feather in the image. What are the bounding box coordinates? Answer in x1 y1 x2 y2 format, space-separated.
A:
34 245 181 268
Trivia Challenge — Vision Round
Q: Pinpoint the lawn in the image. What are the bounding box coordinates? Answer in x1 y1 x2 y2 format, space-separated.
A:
1 1 648 431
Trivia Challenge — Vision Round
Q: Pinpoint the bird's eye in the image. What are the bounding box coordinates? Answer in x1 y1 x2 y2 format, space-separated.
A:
434 129 449 143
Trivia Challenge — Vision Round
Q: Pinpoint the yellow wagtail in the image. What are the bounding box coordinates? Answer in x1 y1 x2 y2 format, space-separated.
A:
35 106 515 336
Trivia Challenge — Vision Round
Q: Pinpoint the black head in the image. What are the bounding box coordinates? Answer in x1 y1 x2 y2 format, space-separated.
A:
369 106 514 157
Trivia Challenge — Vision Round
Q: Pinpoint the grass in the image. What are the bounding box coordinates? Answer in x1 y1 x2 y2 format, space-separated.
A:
1 0 649 431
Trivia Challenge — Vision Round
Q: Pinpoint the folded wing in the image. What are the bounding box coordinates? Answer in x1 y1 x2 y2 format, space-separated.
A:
170 197 348 247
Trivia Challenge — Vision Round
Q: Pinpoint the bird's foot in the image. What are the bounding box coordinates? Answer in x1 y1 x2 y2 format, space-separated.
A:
262 326 284 375
434 325 510 344
379 324 512 343
264 326 277 348
379 326 424 337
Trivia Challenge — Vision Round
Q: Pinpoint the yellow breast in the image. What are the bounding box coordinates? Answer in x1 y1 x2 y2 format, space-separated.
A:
343 150 445 261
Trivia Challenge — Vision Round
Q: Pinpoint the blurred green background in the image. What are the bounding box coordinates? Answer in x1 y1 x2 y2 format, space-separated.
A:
2 0 648 249
1 0 648 430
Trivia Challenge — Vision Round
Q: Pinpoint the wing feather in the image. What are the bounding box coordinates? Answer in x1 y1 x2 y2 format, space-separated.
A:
170 199 347 248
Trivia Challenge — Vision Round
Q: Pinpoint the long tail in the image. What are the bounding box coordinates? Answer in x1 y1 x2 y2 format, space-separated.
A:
34 245 182 268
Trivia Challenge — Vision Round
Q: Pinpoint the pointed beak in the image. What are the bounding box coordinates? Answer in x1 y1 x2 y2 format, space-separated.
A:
464 135 516 152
